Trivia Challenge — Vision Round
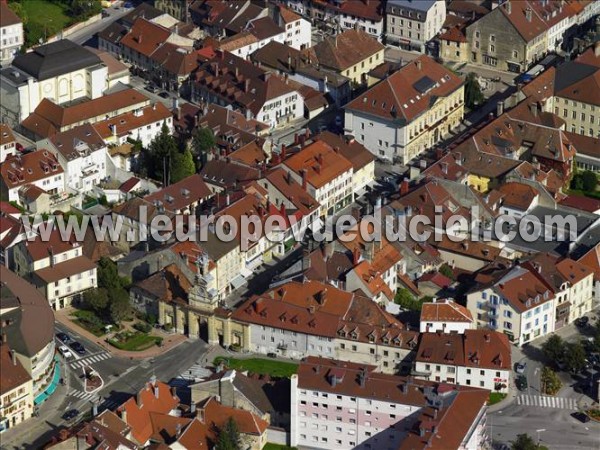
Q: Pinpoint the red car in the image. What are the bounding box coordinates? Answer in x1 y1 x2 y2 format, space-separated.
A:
16 143 24 152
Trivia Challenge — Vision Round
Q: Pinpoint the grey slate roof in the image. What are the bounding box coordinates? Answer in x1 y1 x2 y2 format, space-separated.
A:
12 40 102 81
387 0 438 13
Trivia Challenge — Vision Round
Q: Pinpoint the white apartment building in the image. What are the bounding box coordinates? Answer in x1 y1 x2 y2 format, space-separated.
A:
290 357 490 450
414 330 511 394
0 150 65 204
13 230 97 310
284 0 384 41
344 56 464 164
282 140 354 217
256 89 304 130
0 3 23 65
276 5 312 50
466 266 556 346
0 124 17 163
523 255 595 329
385 0 446 51
419 299 474 334
37 124 107 194
0 40 108 126
92 103 173 148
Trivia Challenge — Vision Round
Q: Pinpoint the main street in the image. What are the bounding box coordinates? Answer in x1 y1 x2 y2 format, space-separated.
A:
66 4 130 46
489 403 600 450
0 321 211 450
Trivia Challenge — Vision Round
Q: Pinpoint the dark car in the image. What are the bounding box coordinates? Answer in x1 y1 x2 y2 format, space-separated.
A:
158 91 170 99
572 412 591 423
576 316 590 327
145 84 158 93
515 362 527 374
69 341 86 355
62 409 79 421
266 352 277 358
516 375 528 391
56 332 71 343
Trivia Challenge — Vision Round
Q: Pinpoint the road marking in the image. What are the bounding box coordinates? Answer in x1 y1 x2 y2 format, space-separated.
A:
517 394 577 410
68 352 111 370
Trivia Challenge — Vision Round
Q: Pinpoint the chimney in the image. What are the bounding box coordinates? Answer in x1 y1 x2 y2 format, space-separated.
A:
416 59 422 70
455 152 462 166
120 408 127 423
505 0 512 14
441 162 448 175
400 178 409 196
154 384 159 399
11 349 16 365
497 101 504 117
484 333 491 343
281 144 287 159
305 127 310 139
525 7 532 22
352 247 360 265
190 402 196 414
294 133 300 145
529 102 538 117
244 78 250 93
315 164 321 174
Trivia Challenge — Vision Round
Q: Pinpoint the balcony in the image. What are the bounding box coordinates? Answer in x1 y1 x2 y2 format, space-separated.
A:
488 308 498 317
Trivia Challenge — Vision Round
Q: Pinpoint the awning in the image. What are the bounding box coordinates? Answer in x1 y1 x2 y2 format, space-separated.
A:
34 357 60 406
240 267 253 278
230 275 247 290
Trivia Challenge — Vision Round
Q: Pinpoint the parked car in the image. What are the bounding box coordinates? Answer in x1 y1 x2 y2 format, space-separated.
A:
266 352 277 358
158 91 170 99
69 341 86 355
56 332 71 343
145 84 158 93
576 316 590 327
572 412 591 423
62 409 79 421
515 362 527 374
16 142 24 152
58 345 74 359
516 375 528 391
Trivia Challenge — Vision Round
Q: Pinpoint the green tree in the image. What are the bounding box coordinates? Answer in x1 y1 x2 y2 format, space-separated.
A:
541 334 564 363
108 289 131 324
581 171 598 192
511 433 549 450
69 0 101 19
170 148 196 183
97 257 128 291
464 73 484 109
191 126 216 168
563 342 586 373
83 288 109 315
394 288 424 311
439 264 454 280
147 123 179 183
215 417 241 450
7 1 28 25
541 366 562 395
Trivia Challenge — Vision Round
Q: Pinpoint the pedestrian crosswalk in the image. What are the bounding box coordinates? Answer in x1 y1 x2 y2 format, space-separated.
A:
516 394 577 410
69 352 111 370
67 390 119 411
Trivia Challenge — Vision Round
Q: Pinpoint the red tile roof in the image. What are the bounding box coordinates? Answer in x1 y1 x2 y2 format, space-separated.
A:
283 140 353 188
345 55 463 124
201 396 269 436
0 343 31 396
119 380 179 445
0 123 16 146
1 150 63 190
93 102 171 140
35 255 96 284
144 174 212 213
121 18 172 58
420 299 473 323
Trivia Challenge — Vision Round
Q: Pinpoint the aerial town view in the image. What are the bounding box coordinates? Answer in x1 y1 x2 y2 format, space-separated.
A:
0 0 599 449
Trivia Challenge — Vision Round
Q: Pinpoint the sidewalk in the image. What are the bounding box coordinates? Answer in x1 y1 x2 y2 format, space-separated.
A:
54 308 187 360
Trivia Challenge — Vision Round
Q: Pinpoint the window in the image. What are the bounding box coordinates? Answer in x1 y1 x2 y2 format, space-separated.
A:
480 370 485 376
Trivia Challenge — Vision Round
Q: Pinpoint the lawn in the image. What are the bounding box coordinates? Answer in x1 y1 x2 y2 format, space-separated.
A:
21 1 72 46
214 357 298 378
488 392 507 405
108 331 163 351
71 309 106 337
264 444 297 450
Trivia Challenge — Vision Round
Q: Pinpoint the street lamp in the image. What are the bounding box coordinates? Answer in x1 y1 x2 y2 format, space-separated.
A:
536 429 545 446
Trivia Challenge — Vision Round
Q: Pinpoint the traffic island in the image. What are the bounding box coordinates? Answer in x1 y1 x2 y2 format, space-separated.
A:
83 366 103 393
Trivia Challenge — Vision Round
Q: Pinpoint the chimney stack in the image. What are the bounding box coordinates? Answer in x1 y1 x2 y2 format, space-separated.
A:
400 178 409 196
525 7 532 22
497 100 504 117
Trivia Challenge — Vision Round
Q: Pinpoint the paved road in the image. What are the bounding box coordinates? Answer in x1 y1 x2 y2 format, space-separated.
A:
66 5 130 46
489 404 600 450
